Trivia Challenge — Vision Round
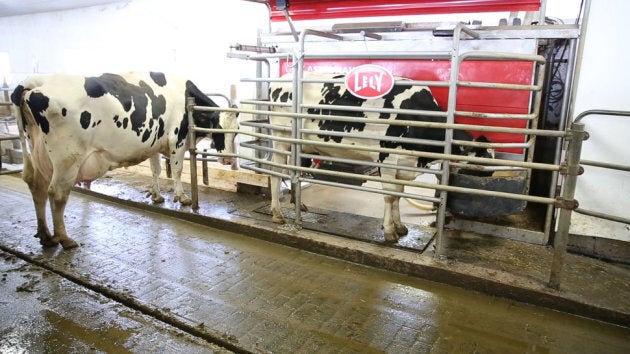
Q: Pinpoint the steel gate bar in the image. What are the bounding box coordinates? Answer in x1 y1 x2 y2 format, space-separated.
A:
548 122 586 289
572 109 630 225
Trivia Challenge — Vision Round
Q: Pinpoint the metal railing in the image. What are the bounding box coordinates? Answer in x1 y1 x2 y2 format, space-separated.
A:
187 24 587 289
573 109 630 225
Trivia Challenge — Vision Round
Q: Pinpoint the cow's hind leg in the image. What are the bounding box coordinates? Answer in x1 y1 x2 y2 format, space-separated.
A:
48 167 79 249
22 157 56 247
148 154 165 203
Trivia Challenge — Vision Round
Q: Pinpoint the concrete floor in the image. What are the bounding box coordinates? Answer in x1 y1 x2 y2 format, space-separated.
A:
1 172 629 352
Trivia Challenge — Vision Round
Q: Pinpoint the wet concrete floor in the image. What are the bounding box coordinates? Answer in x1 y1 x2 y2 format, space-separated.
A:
1 173 629 352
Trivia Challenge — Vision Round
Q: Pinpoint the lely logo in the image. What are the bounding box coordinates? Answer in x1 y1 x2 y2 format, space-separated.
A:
345 64 395 99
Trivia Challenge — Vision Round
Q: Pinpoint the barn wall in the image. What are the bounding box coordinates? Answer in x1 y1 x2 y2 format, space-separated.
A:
569 0 630 243
0 0 269 100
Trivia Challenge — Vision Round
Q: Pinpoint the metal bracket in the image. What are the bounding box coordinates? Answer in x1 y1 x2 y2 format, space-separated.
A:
554 197 579 210
558 162 584 176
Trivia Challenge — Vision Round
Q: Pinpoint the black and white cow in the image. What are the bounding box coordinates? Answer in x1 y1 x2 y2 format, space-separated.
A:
11 72 238 249
268 72 492 243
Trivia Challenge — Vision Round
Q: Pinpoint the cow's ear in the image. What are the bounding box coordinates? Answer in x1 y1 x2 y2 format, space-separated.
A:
475 135 490 143
10 85 26 105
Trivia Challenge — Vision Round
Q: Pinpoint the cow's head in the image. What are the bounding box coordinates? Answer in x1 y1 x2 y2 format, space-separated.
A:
192 108 239 169
457 135 495 160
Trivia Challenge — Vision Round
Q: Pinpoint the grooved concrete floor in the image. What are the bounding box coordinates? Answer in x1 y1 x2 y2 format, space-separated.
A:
1 174 629 353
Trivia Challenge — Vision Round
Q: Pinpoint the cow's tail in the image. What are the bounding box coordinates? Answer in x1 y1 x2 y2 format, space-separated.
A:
9 84 32 160
404 197 436 211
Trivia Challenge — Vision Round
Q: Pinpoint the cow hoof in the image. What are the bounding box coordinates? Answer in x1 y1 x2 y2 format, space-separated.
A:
272 215 286 224
383 230 399 244
177 197 193 206
152 195 165 204
395 224 409 236
173 194 192 205
38 236 59 247
383 235 399 244
300 203 308 212
60 238 79 249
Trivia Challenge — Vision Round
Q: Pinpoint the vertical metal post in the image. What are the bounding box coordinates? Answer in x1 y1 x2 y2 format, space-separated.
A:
524 60 546 196
434 24 468 258
548 122 586 289
543 38 578 244
186 97 199 210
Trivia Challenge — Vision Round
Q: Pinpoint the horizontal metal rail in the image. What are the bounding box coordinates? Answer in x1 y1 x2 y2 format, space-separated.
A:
211 106 567 138
201 105 563 172
454 110 537 120
457 80 542 91
300 176 441 205
574 208 630 225
300 153 441 177
580 159 630 172
298 128 448 148
298 103 448 118
241 150 559 205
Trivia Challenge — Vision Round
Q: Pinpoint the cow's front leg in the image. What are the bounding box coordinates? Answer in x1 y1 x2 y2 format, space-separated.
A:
391 196 408 236
23 157 55 246
381 177 407 243
148 154 165 203
269 175 285 224
169 150 192 205
269 143 292 224
48 171 78 249
382 195 399 243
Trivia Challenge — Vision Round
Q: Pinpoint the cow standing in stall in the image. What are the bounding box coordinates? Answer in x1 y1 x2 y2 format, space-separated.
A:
268 72 492 243
11 72 238 249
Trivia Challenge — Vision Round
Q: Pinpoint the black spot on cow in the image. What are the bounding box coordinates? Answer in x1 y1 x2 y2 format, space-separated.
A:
150 72 167 87
9 84 25 106
80 111 92 129
270 87 291 103
156 118 165 140
142 128 152 143
175 116 188 149
62 108 67 117
83 73 167 137
311 82 368 142
26 91 51 134
10 85 30 133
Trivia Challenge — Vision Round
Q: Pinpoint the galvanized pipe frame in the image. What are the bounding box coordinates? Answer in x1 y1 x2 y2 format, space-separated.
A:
572 109 630 225
235 145 559 206
235 106 566 138
215 108 563 171
192 26 566 216
188 23 584 274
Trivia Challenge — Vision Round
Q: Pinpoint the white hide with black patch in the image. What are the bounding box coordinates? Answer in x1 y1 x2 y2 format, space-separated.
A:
268 72 491 243
11 72 238 248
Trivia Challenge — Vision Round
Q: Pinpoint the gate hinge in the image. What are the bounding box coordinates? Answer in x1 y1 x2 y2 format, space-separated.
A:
554 197 579 210
559 162 584 176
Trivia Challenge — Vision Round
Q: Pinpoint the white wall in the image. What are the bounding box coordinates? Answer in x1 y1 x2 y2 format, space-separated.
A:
569 0 630 241
0 0 269 99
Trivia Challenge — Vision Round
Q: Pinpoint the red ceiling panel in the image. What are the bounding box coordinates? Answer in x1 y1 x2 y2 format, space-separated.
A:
267 0 541 21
